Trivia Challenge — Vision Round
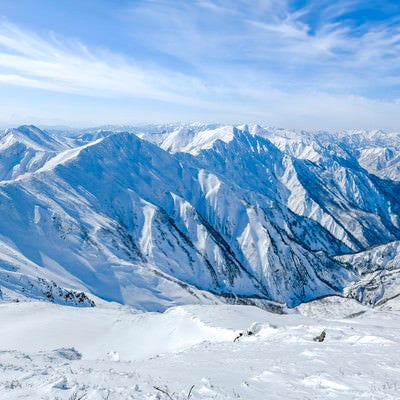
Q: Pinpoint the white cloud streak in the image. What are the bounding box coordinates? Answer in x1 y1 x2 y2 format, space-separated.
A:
0 1 400 130
123 0 400 94
0 22 208 105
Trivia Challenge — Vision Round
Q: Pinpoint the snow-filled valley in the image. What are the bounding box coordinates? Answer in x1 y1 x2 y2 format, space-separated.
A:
1 297 400 399
1 123 400 399
2 123 400 309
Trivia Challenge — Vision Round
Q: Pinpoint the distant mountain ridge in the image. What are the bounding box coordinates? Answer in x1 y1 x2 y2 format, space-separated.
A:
0 123 399 310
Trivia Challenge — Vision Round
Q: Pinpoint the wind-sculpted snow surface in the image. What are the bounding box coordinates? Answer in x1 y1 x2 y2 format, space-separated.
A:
1 124 400 308
1 300 400 399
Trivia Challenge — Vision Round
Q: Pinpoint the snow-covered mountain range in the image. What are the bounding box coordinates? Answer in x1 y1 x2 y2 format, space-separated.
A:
1 123 400 310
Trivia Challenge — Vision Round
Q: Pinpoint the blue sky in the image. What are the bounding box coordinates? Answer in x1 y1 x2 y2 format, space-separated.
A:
0 0 399 130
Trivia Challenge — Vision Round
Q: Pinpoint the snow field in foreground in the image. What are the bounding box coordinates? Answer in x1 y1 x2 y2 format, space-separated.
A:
0 301 399 399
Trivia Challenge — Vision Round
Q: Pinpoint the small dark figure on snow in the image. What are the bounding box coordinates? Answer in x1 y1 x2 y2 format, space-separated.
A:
234 332 243 342
314 330 326 342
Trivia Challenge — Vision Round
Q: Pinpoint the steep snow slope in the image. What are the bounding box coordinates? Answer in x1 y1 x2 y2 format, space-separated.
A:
0 125 70 180
0 132 348 308
1 124 400 309
340 130 400 181
259 126 400 182
248 126 400 249
337 240 400 306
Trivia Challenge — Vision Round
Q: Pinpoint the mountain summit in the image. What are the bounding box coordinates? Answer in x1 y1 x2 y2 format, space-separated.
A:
1 124 399 311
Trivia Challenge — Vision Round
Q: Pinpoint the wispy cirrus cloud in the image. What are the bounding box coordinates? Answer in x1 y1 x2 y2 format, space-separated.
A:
0 0 400 129
1 1 399 100
123 0 400 98
0 21 208 105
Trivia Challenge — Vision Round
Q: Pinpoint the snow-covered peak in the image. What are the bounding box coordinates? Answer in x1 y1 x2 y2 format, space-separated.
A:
159 125 236 155
1 125 67 152
0 125 72 181
1 123 400 311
